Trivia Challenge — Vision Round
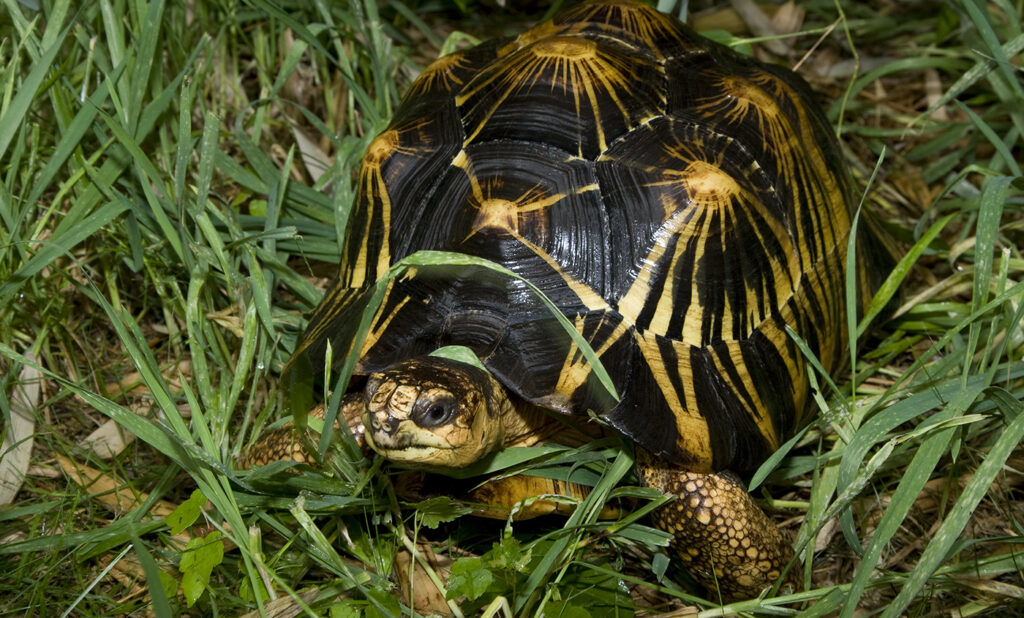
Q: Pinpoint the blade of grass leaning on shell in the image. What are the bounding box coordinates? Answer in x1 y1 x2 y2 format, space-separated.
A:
327 249 621 400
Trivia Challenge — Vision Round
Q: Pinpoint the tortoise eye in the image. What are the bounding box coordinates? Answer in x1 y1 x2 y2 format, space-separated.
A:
412 396 457 428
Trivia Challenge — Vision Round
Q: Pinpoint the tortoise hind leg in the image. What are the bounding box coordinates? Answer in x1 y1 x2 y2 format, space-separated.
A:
637 453 796 600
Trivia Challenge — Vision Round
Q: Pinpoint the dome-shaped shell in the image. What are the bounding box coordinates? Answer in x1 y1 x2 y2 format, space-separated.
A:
289 0 866 474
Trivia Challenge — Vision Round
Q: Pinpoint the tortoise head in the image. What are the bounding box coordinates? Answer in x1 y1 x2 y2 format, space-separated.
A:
361 356 510 468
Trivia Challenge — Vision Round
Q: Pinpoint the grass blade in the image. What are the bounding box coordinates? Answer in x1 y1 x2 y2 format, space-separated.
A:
881 402 1024 617
0 10 68 162
839 385 986 616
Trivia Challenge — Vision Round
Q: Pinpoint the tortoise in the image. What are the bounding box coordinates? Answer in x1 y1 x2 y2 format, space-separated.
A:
261 0 885 600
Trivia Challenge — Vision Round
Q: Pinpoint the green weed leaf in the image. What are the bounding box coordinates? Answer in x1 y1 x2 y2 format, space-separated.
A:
179 531 225 607
446 557 494 601
411 496 473 529
165 489 205 535
545 601 592 618
329 603 362 618
487 536 532 573
364 588 403 617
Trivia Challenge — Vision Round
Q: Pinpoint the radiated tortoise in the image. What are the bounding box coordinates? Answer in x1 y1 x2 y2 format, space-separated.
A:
258 0 886 600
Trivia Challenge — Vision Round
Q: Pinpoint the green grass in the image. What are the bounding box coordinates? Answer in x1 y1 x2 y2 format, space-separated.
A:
1 0 1022 616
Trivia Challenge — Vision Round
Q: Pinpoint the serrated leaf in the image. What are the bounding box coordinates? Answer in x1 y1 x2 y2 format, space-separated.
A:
446 557 494 601
486 536 531 573
410 496 473 529
364 587 403 617
179 531 224 607
165 489 205 535
329 603 362 618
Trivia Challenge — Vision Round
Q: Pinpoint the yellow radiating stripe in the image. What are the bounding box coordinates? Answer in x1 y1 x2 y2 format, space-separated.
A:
576 181 600 194
512 188 565 214
553 314 630 404
574 60 603 155
349 132 402 289
292 283 351 361
347 178 387 290
688 76 854 348
764 300 809 424
559 2 687 60
700 77 817 264
668 135 801 294
373 166 392 280
500 20 562 58
616 196 683 328
452 149 478 198
457 147 608 312
678 205 713 346
407 50 471 96
712 341 778 449
646 224 683 336
467 178 599 238
358 277 409 361
455 53 538 145
349 212 371 290
635 330 713 471
804 248 848 373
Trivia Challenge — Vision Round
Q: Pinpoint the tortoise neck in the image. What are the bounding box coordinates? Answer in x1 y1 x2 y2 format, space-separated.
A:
499 401 561 448
499 399 604 449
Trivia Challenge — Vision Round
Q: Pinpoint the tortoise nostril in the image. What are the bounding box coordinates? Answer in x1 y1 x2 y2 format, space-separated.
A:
381 416 401 435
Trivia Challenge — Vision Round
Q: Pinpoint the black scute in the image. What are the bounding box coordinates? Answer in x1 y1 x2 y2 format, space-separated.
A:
596 329 702 467
598 115 791 344
380 96 464 235
390 141 611 302
406 38 504 98
740 326 799 454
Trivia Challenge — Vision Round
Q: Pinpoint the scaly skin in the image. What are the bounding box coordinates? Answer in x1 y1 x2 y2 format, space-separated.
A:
636 450 796 599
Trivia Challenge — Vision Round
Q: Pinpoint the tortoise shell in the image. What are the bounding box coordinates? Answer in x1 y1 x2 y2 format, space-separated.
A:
288 0 866 474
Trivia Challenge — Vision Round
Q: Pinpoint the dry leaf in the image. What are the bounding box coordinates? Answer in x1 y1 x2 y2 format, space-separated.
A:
81 415 138 459
771 1 805 35
292 125 332 185
395 543 453 615
730 0 789 55
237 588 322 618
56 453 178 517
0 352 40 505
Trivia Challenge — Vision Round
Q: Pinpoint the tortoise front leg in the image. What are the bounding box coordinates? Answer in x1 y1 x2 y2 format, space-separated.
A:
240 394 367 467
637 452 796 600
